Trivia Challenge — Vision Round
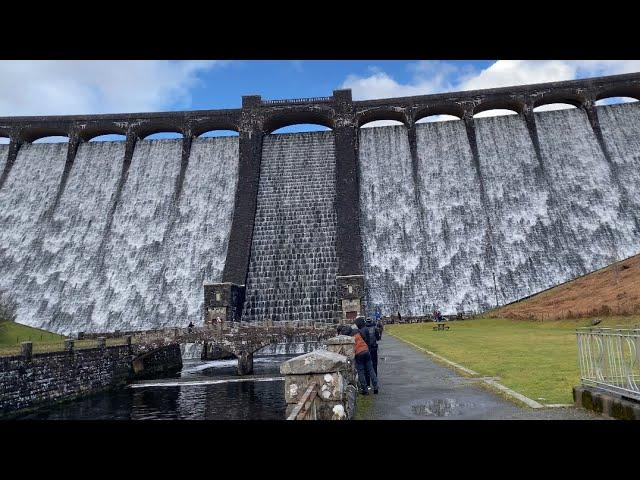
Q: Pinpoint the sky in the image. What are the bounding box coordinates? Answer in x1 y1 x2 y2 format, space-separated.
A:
0 60 639 141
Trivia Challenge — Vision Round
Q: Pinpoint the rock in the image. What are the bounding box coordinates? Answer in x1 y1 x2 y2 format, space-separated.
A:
280 350 348 375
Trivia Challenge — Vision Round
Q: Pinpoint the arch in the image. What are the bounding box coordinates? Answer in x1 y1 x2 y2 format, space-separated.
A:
143 131 184 140
21 128 70 143
416 114 461 123
191 120 239 137
473 99 524 117
197 130 239 138
532 103 577 112
270 123 331 134
356 107 407 128
531 92 585 110
263 110 334 134
595 85 640 103
414 104 465 123
32 135 70 144
473 108 519 119
89 134 128 142
360 119 405 128
595 96 639 106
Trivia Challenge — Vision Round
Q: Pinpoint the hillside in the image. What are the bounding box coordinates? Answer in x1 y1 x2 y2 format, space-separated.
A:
488 253 640 320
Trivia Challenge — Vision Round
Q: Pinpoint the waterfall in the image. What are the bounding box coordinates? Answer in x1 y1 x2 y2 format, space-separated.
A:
359 104 640 315
0 138 238 334
181 343 204 360
242 131 339 323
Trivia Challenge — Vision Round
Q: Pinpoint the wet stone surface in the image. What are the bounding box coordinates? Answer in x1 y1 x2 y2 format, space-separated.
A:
361 336 601 420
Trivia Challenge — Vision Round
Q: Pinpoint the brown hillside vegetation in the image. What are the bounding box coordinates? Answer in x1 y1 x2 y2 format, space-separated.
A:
488 253 640 320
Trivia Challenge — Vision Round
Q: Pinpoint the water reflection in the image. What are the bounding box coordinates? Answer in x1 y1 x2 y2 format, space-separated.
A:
17 355 293 420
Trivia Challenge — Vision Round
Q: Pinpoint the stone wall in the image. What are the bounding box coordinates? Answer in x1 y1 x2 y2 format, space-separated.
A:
280 336 357 420
0 343 182 416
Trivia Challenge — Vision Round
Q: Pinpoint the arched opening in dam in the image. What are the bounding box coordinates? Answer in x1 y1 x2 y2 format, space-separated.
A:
270 123 331 134
473 108 519 118
595 96 638 106
417 115 460 123
198 129 239 137
533 103 577 112
33 135 70 143
143 132 184 140
89 134 127 142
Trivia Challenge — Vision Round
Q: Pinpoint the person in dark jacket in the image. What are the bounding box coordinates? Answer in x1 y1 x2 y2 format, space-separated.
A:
352 316 378 394
364 317 381 377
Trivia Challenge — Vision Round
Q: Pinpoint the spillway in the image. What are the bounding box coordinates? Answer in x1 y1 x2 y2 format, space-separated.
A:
241 131 340 323
358 103 640 315
0 138 238 334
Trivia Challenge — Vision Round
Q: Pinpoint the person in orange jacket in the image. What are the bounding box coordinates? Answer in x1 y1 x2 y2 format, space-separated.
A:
351 316 379 395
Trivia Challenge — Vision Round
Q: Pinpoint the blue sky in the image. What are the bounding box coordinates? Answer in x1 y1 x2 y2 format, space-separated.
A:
0 60 638 140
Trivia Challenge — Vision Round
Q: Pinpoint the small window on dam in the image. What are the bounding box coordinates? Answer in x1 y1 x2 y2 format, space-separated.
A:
595 97 638 106
270 124 331 134
199 130 239 138
89 134 127 142
533 103 577 112
32 136 70 143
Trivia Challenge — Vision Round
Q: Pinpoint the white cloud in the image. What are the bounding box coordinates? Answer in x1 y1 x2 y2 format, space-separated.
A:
342 60 640 118
0 61 225 117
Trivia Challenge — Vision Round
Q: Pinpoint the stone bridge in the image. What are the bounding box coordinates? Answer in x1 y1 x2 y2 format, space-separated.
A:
125 321 338 375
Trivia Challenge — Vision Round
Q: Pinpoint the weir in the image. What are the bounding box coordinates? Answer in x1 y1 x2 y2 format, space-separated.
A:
0 73 639 331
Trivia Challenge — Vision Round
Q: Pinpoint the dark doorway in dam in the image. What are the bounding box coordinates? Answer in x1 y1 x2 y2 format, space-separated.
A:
270 124 331 134
33 136 70 143
595 96 639 106
533 103 577 112
198 130 239 138
473 108 518 119
89 134 127 142
416 115 461 123
144 132 184 140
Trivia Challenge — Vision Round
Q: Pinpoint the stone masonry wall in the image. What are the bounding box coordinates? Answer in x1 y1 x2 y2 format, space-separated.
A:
0 343 181 416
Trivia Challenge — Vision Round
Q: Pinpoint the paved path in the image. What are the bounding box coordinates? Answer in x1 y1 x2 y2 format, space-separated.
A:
359 335 600 420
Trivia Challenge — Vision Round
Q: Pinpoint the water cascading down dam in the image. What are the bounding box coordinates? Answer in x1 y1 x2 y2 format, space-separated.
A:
1 73 640 333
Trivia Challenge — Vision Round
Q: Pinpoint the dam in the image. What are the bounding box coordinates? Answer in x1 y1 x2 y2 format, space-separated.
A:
1 73 640 333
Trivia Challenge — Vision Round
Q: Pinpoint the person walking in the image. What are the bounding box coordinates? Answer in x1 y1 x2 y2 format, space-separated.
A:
397 311 402 323
364 317 381 377
351 317 379 395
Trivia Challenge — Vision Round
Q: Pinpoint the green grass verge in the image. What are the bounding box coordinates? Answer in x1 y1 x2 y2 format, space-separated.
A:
354 393 374 420
0 321 64 347
387 316 640 404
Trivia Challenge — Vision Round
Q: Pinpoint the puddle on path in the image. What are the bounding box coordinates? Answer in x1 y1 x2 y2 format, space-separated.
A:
410 398 476 417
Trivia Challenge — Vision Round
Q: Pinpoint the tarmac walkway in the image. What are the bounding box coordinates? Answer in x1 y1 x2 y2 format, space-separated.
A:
358 334 600 420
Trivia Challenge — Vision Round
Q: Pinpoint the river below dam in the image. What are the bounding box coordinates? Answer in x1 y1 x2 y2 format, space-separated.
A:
16 355 293 420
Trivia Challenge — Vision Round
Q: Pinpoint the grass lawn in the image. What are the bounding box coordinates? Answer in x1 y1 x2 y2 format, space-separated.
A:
386 316 640 404
0 321 66 355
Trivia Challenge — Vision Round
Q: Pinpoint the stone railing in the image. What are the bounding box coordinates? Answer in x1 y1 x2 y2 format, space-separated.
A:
281 335 357 420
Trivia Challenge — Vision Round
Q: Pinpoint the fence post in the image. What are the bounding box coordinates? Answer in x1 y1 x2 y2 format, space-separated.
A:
21 342 33 361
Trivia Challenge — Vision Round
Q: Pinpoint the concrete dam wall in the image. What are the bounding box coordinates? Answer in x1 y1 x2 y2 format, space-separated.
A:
359 102 640 315
1 73 640 331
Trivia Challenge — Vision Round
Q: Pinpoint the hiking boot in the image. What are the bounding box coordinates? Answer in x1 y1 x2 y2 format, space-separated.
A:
373 389 379 394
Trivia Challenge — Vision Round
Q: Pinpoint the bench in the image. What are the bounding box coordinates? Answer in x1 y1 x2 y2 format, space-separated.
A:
433 323 450 331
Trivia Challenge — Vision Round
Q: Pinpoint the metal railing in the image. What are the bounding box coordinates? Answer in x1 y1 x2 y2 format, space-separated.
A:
577 327 640 401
